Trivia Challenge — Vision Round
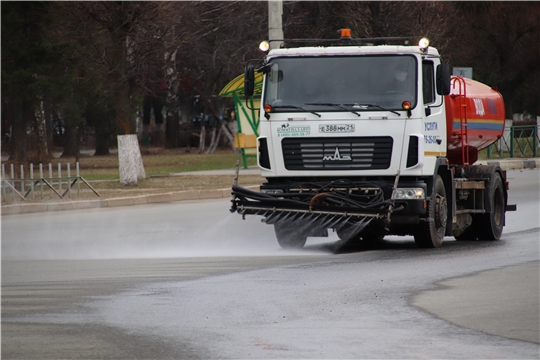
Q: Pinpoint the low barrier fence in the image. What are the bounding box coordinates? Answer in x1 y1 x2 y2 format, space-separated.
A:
1 162 99 202
486 124 540 158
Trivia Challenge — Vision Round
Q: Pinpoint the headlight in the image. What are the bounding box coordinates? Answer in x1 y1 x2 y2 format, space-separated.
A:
395 188 425 199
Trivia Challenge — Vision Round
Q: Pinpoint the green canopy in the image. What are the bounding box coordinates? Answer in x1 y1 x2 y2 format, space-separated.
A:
219 72 264 168
219 72 264 98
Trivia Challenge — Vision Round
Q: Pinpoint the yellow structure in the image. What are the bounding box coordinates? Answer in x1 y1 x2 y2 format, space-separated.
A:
219 72 263 168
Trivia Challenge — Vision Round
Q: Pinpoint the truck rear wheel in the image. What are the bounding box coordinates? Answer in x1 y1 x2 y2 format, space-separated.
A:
454 222 477 241
414 175 447 248
274 223 307 249
476 173 505 240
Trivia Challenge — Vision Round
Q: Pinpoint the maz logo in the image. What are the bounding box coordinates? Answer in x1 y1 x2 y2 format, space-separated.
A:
322 147 351 161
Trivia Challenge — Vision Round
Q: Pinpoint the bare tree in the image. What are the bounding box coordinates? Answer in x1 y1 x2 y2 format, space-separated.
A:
53 2 179 137
448 2 540 117
2 2 56 163
9 0 534 162
282 1 459 53
157 1 267 153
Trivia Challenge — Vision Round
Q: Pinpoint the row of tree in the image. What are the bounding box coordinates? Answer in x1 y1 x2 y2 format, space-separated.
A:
2 1 539 163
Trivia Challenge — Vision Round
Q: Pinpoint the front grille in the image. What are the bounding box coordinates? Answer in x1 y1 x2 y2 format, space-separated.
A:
282 136 393 170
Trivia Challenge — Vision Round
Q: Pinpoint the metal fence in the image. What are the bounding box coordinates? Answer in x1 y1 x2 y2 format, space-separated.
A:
1 162 99 202
486 124 540 158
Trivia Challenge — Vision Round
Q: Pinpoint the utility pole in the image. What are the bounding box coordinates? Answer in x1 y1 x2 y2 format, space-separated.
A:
268 0 283 50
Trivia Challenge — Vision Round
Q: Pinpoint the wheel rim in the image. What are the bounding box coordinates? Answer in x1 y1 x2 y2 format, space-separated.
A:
435 194 447 229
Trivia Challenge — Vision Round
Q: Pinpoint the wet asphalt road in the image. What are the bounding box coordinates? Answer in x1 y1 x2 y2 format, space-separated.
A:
2 169 539 359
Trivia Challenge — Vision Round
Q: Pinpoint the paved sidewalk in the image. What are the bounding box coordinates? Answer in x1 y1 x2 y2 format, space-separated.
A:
2 159 538 215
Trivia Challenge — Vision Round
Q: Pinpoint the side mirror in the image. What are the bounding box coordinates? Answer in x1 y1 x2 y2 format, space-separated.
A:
436 64 451 95
244 65 255 98
257 61 273 74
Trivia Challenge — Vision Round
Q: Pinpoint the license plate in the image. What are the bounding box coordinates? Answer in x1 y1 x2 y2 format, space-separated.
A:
319 124 355 133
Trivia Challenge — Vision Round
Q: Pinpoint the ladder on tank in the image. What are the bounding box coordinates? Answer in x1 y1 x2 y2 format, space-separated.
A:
451 76 470 166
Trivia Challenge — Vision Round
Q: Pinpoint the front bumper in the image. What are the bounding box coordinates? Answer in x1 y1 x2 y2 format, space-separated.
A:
231 178 427 223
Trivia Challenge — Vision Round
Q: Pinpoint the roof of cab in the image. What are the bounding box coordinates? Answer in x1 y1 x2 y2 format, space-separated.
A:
267 45 440 57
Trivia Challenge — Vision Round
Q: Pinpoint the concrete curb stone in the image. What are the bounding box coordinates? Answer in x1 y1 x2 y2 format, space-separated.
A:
47 202 73 212
72 199 105 210
22 203 49 213
477 158 540 171
106 195 148 208
2 204 22 215
199 189 224 200
523 159 540 168
146 193 174 203
1 161 535 215
170 190 199 202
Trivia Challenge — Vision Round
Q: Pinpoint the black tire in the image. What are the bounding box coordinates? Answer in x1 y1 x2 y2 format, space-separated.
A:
362 232 385 242
476 173 505 240
336 226 361 242
454 222 477 241
361 232 384 250
414 175 447 248
274 222 307 249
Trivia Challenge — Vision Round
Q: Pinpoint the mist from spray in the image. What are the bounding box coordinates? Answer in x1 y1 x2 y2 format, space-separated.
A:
2 200 338 261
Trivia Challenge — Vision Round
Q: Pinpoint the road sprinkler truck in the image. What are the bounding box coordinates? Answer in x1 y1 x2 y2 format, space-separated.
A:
230 30 516 249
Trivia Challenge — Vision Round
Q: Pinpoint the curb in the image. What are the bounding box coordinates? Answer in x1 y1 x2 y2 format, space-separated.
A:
476 158 540 171
1 186 260 215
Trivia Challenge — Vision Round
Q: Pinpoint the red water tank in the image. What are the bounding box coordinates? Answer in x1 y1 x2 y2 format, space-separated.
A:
444 76 506 165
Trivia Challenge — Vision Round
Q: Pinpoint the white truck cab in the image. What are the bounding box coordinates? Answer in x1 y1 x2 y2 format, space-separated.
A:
257 44 447 179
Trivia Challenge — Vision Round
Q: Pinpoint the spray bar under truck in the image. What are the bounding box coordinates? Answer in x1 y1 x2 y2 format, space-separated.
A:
230 30 516 249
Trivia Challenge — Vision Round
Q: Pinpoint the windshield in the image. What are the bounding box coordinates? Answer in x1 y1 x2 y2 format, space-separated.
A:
263 55 417 113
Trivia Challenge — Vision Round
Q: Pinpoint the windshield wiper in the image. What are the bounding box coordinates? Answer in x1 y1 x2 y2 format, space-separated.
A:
344 103 401 116
272 105 321 117
305 103 361 117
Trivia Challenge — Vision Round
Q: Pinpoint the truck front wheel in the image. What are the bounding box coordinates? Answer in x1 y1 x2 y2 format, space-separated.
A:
414 175 447 248
274 222 308 249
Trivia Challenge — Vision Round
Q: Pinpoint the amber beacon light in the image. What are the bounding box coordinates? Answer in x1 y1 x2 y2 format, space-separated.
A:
340 29 352 39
